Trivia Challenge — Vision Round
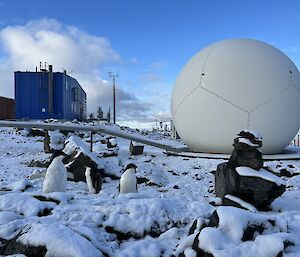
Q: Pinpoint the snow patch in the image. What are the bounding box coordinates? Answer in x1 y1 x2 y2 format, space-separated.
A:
18 223 103 257
64 136 104 170
0 193 56 217
236 166 285 186
237 137 261 147
224 194 257 212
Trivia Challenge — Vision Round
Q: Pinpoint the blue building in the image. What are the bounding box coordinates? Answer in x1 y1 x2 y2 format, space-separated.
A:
15 65 87 121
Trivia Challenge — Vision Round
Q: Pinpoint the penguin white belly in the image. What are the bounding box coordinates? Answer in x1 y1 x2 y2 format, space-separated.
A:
120 170 137 194
43 156 67 193
85 167 96 194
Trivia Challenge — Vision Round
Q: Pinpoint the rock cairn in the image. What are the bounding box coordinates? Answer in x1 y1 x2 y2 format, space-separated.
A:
227 130 263 170
215 130 285 210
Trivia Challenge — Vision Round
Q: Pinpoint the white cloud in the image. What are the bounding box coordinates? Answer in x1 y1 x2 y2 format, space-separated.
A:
0 18 158 124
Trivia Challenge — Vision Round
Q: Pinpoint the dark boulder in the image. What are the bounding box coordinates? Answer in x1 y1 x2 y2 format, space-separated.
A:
62 136 104 193
63 150 103 182
227 130 263 170
236 130 263 147
27 129 46 137
228 148 263 170
215 163 285 209
1 234 47 257
129 141 144 156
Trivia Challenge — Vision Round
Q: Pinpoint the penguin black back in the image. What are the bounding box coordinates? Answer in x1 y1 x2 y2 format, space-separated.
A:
49 150 66 164
124 163 137 171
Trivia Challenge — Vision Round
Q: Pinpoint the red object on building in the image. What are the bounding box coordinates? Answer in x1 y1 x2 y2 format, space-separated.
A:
0 96 15 119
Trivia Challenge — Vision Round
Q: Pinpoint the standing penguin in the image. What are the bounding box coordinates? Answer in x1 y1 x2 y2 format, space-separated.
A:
43 151 67 193
119 163 138 194
85 166 103 194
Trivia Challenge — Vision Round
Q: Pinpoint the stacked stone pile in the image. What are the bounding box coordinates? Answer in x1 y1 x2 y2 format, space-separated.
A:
215 130 285 210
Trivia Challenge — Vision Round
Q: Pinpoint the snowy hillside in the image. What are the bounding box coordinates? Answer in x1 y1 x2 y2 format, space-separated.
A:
0 125 300 257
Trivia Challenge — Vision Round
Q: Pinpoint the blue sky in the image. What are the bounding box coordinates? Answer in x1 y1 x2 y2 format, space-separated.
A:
0 0 300 127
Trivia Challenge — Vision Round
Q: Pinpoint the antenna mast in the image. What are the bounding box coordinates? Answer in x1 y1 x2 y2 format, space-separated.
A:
109 71 118 124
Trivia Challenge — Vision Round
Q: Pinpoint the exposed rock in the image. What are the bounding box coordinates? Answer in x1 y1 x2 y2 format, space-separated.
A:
227 148 263 170
62 136 105 190
1 179 33 192
94 140 119 158
191 232 214 257
136 177 150 184
32 195 60 205
236 130 263 147
215 130 285 209
1 234 47 257
37 208 53 217
228 130 263 170
43 132 51 153
44 130 66 153
242 224 265 242
104 218 173 242
176 211 217 257
173 218 211 257
186 207 287 257
107 137 117 149
215 163 285 209
266 162 300 178
102 148 119 158
27 159 50 168
129 141 144 155
27 129 46 137
188 218 208 236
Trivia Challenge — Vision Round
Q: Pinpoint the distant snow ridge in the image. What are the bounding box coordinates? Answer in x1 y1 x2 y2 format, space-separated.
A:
43 155 67 193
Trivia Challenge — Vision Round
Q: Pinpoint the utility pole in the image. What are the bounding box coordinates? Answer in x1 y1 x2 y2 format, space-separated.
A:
109 71 118 124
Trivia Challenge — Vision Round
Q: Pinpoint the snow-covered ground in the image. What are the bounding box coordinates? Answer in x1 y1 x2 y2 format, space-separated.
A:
0 126 300 257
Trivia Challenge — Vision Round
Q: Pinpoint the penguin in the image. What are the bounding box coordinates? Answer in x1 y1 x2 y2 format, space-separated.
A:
43 151 67 193
85 166 103 194
119 163 138 194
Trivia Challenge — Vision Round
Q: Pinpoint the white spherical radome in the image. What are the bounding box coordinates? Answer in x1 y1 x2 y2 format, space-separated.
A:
171 39 300 154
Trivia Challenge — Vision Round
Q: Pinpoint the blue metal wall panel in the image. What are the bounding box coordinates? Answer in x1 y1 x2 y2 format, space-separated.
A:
52 72 64 119
15 72 41 119
62 74 86 121
15 71 86 121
